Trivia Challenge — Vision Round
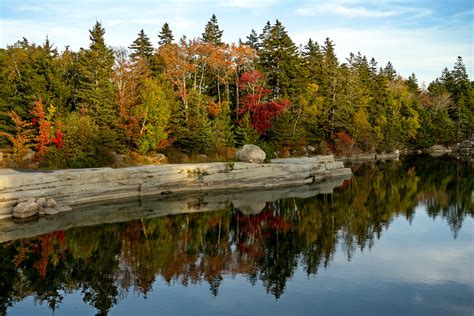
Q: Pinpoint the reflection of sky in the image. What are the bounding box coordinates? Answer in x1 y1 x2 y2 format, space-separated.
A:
10 204 474 315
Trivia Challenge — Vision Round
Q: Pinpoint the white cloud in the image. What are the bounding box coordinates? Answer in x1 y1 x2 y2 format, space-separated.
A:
221 0 275 8
295 2 431 19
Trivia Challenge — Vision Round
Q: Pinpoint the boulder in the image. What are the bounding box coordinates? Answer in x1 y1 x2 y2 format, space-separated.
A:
13 201 39 218
235 145 266 163
36 197 47 208
47 198 58 208
44 207 59 215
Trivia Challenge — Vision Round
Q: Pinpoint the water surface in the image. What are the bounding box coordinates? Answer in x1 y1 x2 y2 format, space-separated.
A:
1 156 473 315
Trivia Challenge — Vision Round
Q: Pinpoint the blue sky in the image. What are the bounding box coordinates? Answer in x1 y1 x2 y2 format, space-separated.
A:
1 0 472 84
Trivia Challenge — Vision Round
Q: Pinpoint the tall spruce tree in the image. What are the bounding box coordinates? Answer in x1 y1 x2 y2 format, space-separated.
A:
258 20 302 98
383 61 396 81
302 38 323 85
77 22 117 129
245 29 259 49
201 14 223 45
158 23 174 46
320 37 339 138
129 29 154 62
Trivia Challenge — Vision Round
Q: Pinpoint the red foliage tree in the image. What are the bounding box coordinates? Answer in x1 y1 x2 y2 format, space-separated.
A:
30 98 51 160
238 70 289 134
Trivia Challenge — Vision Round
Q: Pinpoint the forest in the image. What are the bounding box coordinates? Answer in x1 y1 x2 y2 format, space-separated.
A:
0 15 472 168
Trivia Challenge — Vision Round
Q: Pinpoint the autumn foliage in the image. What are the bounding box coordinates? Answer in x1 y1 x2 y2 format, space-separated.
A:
238 70 290 134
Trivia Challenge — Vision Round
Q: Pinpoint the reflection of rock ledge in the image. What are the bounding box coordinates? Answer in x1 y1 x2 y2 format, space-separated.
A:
0 155 351 220
0 176 350 243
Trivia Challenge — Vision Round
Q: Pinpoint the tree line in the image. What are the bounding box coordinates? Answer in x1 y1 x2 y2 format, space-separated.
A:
0 15 472 167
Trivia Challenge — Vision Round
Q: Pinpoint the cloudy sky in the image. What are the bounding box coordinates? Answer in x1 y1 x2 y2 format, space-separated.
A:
1 0 472 85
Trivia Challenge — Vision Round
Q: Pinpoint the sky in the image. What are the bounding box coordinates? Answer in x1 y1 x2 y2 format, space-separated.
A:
1 0 473 85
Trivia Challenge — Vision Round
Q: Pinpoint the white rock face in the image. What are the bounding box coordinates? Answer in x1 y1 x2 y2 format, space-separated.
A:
235 144 266 163
13 201 39 218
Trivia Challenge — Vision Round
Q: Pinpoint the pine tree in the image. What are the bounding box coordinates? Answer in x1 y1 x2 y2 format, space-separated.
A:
129 29 154 62
77 22 118 130
158 23 174 46
201 14 223 45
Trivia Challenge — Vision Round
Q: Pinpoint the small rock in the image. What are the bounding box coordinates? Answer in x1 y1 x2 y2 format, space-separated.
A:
44 207 59 215
22 149 35 161
235 144 266 163
13 201 39 218
307 145 316 153
36 197 47 208
39 209 46 215
57 205 72 212
47 198 57 208
155 153 167 162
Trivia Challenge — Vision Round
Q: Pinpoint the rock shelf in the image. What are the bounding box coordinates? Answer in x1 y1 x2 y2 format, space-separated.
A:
0 155 352 220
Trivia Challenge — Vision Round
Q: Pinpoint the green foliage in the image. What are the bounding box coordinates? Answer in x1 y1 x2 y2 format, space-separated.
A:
258 20 302 98
129 29 154 63
172 90 214 153
158 23 174 46
136 77 174 154
211 102 235 149
77 22 118 129
234 112 260 146
201 14 224 45
61 112 113 167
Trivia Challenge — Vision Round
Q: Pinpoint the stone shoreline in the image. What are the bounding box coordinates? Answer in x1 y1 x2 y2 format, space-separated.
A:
0 177 350 243
0 155 352 221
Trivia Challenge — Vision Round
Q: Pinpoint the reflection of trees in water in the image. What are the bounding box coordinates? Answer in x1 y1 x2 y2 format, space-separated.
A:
0 156 472 314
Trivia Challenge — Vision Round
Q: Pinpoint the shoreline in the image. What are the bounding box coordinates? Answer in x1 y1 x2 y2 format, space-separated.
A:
0 155 352 221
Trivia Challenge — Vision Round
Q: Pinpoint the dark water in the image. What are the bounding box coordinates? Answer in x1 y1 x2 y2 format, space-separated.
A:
1 156 473 316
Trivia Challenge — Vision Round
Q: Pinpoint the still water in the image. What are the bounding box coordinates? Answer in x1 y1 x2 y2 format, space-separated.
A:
1 156 473 316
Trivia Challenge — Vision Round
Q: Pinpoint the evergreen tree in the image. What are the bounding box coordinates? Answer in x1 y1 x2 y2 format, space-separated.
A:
245 29 259 49
320 37 339 139
406 73 420 94
235 112 259 146
258 20 302 98
259 21 271 44
383 61 396 81
158 23 174 46
212 102 235 148
76 22 118 130
129 29 154 62
302 39 323 85
201 14 223 45
451 56 470 103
